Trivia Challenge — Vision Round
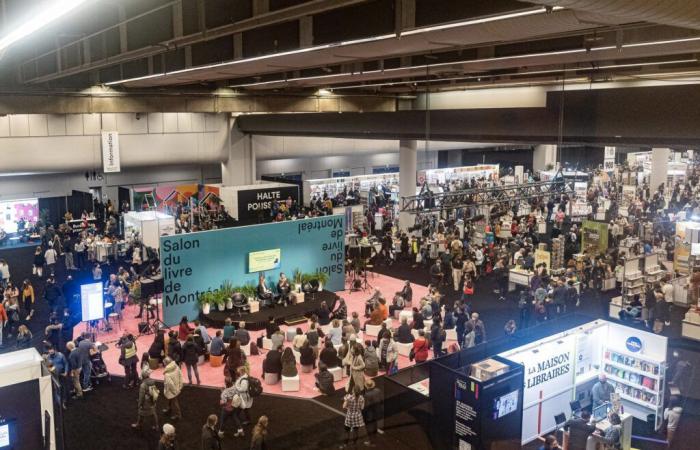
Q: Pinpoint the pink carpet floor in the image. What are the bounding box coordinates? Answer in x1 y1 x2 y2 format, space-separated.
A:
74 273 430 399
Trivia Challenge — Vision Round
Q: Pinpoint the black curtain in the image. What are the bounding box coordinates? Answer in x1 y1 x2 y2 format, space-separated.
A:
38 197 66 227
260 175 304 203
118 187 130 210
67 190 93 216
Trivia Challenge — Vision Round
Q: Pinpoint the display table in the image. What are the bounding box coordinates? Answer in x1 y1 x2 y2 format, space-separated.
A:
682 309 700 341
508 269 533 291
589 412 632 450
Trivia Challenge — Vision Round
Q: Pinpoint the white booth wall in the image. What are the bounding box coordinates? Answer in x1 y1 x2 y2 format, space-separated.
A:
123 211 175 249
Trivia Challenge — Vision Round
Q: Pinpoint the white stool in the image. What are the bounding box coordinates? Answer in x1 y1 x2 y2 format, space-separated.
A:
399 310 413 323
292 350 301 364
281 375 300 392
198 354 205 365
383 318 393 328
241 343 251 356
365 324 381 336
424 319 433 329
301 364 314 373
262 337 273 350
446 329 457 341
397 342 413 357
286 329 296 342
328 366 343 382
263 373 279 385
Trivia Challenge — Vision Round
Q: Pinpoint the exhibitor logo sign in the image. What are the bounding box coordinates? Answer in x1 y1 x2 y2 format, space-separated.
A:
526 351 571 389
237 186 299 220
625 337 643 353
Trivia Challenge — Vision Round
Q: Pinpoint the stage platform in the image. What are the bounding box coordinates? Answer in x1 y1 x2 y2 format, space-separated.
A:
200 290 338 331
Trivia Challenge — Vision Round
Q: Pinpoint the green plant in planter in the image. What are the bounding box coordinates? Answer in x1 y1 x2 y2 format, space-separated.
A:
242 283 258 300
293 269 303 285
220 280 235 298
211 290 226 307
314 270 329 285
198 291 215 307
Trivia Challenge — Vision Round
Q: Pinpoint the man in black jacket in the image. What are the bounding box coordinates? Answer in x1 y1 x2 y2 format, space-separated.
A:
201 414 222 450
564 410 596 450
45 277 63 314
262 346 282 377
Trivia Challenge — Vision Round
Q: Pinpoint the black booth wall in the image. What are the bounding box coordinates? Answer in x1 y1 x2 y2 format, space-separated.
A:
38 190 93 226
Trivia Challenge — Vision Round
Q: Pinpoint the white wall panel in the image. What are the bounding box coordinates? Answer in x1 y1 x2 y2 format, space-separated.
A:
0 116 9 137
9 114 29 136
47 115 67 136
148 113 163 133
191 113 205 132
116 113 148 134
65 115 83 135
83 114 101 135
163 113 178 132
28 115 48 137
205 113 223 132
101 113 117 131
177 112 192 132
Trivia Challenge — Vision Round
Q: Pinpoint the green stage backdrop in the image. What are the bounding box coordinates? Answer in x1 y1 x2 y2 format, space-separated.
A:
160 215 345 325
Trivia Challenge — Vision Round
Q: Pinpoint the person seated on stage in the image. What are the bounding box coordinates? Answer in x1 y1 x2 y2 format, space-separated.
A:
388 293 406 318
178 316 193 342
262 344 283 378
328 319 343 346
377 297 389 321
396 280 413 308
410 308 424 331
234 322 250 346
317 301 332 326
397 317 414 344
292 328 307 352
265 316 280 339
281 347 298 378
276 273 291 305
257 274 274 306
331 298 347 321
315 363 335 395
167 330 182 366
364 289 382 318
366 305 384 328
319 340 340 368
193 320 211 345
223 318 236 341
210 330 225 357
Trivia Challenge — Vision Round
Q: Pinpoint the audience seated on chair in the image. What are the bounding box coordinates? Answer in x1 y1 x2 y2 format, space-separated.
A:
271 330 285 350
265 316 280 339
223 318 236 341
209 330 225 357
262 345 283 378
319 340 340 368
292 327 307 352
364 340 379 377
327 319 343 345
397 317 415 344
281 347 298 377
349 312 361 334
317 301 332 325
315 363 335 395
299 341 316 370
234 322 250 346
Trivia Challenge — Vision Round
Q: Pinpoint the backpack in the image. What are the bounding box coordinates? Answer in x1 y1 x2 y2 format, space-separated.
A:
148 384 160 402
247 376 263 398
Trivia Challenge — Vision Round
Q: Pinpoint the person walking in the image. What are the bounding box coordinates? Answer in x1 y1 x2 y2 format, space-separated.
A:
363 379 383 447
182 335 201 385
0 300 7 347
119 337 139 389
158 423 177 450
44 246 58 276
66 341 83 399
232 366 253 438
163 357 183 421
21 280 35 321
430 318 446 359
131 368 159 431
33 247 45 278
201 414 223 450
340 386 365 449
249 416 268 450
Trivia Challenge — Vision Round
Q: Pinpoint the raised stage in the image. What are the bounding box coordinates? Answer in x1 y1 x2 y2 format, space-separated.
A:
200 290 339 331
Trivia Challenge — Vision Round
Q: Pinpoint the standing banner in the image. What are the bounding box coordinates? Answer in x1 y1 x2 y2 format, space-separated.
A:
101 131 121 173
603 146 616 172
580 220 609 255
534 249 551 269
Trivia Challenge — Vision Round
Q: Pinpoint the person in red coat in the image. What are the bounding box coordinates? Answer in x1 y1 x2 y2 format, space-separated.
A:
411 330 430 363
178 316 193 342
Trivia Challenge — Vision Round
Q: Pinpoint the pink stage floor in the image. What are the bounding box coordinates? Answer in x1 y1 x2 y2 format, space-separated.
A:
74 274 430 399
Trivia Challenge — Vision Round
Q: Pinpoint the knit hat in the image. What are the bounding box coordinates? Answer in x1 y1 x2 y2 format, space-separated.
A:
162 423 175 436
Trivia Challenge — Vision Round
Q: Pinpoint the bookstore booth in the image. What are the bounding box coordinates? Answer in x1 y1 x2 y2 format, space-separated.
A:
437 319 667 450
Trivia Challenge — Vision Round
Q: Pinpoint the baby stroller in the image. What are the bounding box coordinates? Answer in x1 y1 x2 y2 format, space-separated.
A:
89 343 112 386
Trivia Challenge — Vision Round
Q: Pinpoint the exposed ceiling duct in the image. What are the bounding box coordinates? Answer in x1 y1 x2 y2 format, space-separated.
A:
521 0 700 30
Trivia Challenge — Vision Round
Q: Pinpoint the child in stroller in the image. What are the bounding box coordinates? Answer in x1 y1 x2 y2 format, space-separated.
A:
89 343 112 385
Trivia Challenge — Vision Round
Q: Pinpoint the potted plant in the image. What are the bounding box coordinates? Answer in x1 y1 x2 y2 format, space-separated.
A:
315 270 329 291
213 290 226 312
293 269 303 292
242 282 258 301
198 291 214 315
220 280 235 309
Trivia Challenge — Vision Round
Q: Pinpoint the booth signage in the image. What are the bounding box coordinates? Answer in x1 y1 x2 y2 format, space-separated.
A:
604 146 616 171
237 186 299 220
455 378 479 449
625 336 643 353
101 130 121 173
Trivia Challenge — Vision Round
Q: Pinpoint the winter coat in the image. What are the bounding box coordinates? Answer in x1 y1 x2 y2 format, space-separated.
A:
163 360 183 400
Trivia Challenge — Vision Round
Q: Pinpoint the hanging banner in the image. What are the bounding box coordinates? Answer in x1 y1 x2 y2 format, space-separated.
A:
603 146 616 171
101 131 121 173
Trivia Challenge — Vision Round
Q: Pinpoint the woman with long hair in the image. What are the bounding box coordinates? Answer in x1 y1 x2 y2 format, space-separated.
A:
21 279 35 321
250 415 269 450
33 247 45 278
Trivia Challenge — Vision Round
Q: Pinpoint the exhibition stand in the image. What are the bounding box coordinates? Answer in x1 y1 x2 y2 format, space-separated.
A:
123 211 175 249
385 316 667 450
303 172 399 206
219 181 299 222
0 348 58 450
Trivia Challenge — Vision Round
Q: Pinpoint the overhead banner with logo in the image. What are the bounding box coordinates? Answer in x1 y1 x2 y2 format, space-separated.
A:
101 131 121 173
603 146 616 172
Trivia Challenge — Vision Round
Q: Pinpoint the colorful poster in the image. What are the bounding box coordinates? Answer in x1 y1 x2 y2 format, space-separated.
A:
580 220 609 255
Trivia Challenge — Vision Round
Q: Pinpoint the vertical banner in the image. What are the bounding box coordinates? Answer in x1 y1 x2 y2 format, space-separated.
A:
580 220 609 255
101 131 121 173
603 146 616 171
455 377 479 449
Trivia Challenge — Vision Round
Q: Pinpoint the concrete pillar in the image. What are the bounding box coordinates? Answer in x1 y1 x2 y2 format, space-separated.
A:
533 144 557 173
399 139 417 231
221 117 255 186
650 147 670 192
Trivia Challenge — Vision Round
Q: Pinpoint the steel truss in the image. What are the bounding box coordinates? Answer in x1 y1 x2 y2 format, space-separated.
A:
400 178 577 214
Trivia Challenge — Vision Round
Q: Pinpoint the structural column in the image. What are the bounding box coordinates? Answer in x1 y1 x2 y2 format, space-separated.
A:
649 147 670 192
399 139 417 232
221 116 255 186
533 144 557 173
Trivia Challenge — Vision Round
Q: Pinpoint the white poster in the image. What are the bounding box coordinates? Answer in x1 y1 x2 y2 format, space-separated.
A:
101 130 121 173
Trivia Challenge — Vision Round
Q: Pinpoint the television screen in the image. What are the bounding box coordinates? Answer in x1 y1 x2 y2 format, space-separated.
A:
80 282 104 322
0 198 38 234
492 390 519 419
249 249 281 273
